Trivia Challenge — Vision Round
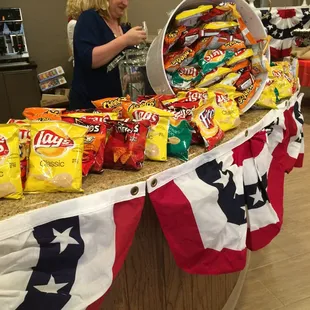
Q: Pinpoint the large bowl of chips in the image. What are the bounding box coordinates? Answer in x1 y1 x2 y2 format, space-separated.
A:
146 0 270 113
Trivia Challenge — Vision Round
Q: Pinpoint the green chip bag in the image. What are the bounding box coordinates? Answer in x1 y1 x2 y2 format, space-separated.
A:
167 120 192 161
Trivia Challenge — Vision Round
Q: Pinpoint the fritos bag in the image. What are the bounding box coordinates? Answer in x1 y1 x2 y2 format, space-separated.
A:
25 121 87 193
62 114 107 176
104 120 150 170
7 119 30 188
23 108 65 121
192 104 224 151
0 124 23 199
131 107 173 161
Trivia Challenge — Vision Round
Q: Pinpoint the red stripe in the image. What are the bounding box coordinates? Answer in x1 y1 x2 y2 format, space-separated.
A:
87 196 145 310
270 47 292 59
150 181 247 275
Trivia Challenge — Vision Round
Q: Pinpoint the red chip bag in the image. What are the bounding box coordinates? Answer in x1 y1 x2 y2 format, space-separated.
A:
234 70 254 91
62 115 107 176
104 120 150 170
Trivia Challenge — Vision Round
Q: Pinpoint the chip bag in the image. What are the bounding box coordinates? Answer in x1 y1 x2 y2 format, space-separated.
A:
169 66 200 90
131 107 173 161
255 79 278 109
7 119 30 188
226 49 254 66
220 40 246 51
0 124 23 199
237 17 257 45
175 5 213 27
192 104 224 150
104 120 150 170
236 79 261 111
164 47 195 73
198 49 234 75
62 114 107 176
269 65 293 100
234 71 254 91
221 72 241 86
178 28 201 47
207 91 241 131
231 59 250 73
91 97 124 112
24 121 87 193
23 107 65 121
167 120 192 161
196 67 232 88
203 21 239 30
164 25 187 52
200 3 240 22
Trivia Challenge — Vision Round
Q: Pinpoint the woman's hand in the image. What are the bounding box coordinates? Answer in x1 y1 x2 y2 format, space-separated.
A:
124 26 147 46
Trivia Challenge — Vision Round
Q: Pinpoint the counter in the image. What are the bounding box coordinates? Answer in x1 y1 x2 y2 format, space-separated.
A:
0 99 304 310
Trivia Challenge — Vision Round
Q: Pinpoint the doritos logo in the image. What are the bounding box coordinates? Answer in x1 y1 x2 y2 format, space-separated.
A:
34 128 74 157
132 110 159 125
0 136 9 157
200 107 215 129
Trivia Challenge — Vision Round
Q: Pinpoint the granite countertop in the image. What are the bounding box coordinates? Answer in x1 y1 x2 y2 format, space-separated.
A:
0 109 269 221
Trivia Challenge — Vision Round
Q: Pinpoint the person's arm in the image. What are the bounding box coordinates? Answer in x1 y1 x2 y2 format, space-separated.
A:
91 35 128 69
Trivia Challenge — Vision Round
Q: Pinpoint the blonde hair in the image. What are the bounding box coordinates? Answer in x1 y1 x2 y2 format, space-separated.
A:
66 0 127 23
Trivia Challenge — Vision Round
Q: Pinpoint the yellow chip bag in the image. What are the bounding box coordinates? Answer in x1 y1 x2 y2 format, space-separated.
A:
203 21 238 30
197 67 231 88
207 91 241 131
131 107 173 161
25 121 88 193
220 72 241 86
255 79 277 109
226 49 254 66
269 65 293 100
175 5 213 27
0 124 23 199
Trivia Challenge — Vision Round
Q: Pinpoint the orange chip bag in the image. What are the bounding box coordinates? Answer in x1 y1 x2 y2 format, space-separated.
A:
164 47 195 73
24 121 87 193
220 40 246 51
164 25 187 52
91 97 125 111
0 124 23 199
62 114 107 176
7 119 30 188
231 59 250 73
192 104 224 151
236 80 261 111
23 108 65 121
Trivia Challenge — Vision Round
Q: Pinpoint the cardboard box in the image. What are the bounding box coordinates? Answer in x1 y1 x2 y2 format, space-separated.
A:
40 93 69 108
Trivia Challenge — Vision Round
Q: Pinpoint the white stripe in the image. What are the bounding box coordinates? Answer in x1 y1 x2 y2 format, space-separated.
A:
254 142 273 179
248 202 279 232
63 204 116 310
0 231 40 309
174 170 246 252
243 157 259 186
0 182 146 242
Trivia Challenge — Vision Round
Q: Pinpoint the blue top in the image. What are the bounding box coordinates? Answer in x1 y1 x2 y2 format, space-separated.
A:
70 9 129 109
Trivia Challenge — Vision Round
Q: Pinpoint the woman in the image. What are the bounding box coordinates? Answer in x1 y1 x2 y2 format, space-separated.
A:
69 0 147 109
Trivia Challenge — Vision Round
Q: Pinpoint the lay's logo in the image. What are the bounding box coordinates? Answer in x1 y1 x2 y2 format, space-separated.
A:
204 50 224 62
0 136 9 157
34 128 74 157
132 110 159 125
215 93 229 105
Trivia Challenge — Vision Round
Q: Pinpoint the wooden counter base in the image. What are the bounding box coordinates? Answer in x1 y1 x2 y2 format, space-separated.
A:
102 195 249 310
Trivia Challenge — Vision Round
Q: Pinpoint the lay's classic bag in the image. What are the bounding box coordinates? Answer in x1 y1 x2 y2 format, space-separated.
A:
25 121 87 193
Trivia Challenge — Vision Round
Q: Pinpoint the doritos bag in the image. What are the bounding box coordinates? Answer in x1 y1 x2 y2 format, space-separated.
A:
25 122 87 193
0 124 23 199
62 114 107 176
104 120 150 170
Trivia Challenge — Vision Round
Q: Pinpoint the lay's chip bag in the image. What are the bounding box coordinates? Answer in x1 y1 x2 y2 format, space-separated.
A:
131 107 173 161
207 91 241 131
255 79 278 109
0 124 23 199
25 121 87 193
